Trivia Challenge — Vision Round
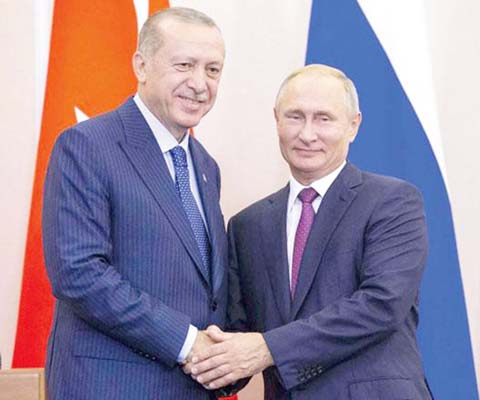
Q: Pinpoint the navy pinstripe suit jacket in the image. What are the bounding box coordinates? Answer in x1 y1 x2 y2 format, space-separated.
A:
42 98 227 399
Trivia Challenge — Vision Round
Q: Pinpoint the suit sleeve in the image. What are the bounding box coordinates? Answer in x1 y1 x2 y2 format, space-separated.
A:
220 220 253 396
42 128 190 368
263 183 428 390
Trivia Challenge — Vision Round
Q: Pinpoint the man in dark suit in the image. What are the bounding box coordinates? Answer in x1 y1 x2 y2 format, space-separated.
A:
42 8 229 399
187 64 433 399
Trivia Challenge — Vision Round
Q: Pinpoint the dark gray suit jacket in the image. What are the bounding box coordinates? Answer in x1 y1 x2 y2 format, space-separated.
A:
228 163 433 399
42 98 228 399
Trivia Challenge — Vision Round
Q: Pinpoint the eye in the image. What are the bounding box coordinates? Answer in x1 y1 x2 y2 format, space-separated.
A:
285 113 302 121
175 62 193 72
206 65 222 78
315 113 331 122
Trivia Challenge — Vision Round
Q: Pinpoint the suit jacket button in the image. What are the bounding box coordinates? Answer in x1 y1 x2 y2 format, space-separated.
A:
211 299 218 311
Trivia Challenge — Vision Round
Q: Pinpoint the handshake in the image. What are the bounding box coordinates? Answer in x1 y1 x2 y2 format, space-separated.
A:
182 325 274 390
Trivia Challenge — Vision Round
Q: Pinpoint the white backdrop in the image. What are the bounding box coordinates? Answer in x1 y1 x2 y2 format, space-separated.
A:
0 1 478 395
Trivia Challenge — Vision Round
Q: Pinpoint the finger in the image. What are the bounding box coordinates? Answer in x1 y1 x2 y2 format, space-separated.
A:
196 363 233 385
203 372 238 390
191 353 230 375
206 325 234 341
182 362 193 375
191 342 227 363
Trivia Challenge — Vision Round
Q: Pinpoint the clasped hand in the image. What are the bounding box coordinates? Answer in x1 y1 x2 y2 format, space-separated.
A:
182 325 274 390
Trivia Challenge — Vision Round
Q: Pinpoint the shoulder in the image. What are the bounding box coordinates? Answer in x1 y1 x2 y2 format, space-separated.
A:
360 170 422 200
48 109 126 181
57 106 123 146
230 186 288 226
342 163 422 200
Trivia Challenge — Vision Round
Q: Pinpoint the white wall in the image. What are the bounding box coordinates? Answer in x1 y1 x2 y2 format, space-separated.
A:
424 0 480 372
0 0 36 370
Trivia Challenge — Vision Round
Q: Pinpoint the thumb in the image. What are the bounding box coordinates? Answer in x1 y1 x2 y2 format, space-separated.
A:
206 325 234 341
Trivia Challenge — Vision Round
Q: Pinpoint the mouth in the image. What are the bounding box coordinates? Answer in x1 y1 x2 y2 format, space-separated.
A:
178 95 207 105
294 147 322 154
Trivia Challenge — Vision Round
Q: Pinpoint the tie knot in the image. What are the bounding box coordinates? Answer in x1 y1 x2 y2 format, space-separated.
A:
298 187 318 204
170 146 188 168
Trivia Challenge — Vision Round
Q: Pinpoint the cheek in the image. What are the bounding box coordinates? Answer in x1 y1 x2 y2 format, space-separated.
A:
277 135 292 159
207 81 220 99
278 125 298 143
278 134 292 154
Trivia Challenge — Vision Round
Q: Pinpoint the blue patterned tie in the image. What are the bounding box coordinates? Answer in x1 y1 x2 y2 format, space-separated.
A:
170 146 211 282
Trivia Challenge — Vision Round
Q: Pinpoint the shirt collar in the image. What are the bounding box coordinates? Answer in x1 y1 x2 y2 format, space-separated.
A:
287 161 346 212
133 93 190 154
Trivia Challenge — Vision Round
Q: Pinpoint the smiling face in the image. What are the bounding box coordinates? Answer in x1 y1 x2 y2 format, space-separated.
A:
274 72 361 185
133 18 225 140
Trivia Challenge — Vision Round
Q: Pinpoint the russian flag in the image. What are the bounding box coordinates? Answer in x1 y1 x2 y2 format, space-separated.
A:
303 2 478 398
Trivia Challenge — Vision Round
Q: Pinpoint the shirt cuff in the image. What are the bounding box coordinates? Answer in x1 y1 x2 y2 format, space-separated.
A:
177 324 198 363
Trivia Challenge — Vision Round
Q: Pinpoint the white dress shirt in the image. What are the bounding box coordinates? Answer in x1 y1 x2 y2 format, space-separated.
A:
286 162 346 284
134 94 203 363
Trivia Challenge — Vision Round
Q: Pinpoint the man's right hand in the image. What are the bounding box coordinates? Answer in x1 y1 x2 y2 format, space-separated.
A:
182 330 216 373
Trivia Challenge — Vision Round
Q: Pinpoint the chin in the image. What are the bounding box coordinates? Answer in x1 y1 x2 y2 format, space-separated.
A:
295 160 325 172
176 117 202 130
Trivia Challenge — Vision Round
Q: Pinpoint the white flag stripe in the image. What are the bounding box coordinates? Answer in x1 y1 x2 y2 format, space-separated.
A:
358 1 448 188
133 0 149 35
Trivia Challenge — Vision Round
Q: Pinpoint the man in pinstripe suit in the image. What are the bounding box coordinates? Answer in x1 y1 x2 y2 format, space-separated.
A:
42 8 230 399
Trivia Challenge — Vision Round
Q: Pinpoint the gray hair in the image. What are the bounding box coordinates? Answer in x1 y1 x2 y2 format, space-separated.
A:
275 64 360 117
138 7 220 58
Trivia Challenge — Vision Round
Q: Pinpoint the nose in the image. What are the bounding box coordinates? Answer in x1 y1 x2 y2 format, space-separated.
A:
298 118 317 143
187 67 208 93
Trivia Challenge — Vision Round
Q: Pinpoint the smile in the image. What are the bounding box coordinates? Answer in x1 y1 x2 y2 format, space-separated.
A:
178 95 206 104
294 148 322 154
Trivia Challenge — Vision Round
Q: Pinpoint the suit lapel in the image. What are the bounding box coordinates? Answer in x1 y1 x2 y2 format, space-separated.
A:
291 164 362 319
116 98 209 286
189 139 225 294
262 185 291 325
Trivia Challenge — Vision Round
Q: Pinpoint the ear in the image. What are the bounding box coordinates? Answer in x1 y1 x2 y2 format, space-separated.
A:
349 112 362 143
132 51 147 83
273 107 279 123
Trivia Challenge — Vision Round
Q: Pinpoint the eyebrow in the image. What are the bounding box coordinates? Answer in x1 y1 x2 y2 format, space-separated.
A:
282 108 334 118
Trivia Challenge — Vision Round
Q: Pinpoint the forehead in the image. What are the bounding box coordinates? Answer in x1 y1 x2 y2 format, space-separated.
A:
157 19 225 59
278 74 347 112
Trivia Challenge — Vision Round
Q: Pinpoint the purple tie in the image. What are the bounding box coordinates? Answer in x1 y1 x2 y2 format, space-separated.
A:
291 187 319 297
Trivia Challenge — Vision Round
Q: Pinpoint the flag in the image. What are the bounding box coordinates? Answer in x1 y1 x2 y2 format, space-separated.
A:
303 1 478 398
